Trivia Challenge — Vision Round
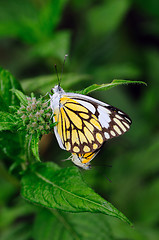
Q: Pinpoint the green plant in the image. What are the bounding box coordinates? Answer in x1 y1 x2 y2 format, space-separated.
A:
0 66 146 239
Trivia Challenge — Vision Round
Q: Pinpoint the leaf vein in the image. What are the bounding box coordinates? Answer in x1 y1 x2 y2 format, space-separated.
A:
35 171 122 218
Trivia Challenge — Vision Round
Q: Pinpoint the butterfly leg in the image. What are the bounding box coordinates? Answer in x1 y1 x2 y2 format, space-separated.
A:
61 155 72 162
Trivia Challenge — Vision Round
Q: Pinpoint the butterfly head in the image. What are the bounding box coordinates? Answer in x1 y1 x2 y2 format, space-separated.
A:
50 85 65 112
51 85 65 94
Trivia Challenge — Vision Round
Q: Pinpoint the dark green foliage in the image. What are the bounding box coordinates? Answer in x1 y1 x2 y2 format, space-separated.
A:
0 0 158 239
0 67 138 229
21 162 131 224
0 65 140 238
79 79 146 95
0 112 19 131
0 68 22 110
33 209 113 240
0 67 141 238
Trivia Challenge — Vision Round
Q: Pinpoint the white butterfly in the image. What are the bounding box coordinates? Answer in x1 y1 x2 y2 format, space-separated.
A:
50 85 132 169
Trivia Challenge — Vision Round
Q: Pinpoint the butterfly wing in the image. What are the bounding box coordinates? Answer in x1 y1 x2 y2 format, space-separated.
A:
53 96 104 153
68 93 132 138
53 92 132 154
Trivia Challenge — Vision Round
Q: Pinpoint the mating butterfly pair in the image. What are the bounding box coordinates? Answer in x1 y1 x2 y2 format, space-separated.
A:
50 85 132 169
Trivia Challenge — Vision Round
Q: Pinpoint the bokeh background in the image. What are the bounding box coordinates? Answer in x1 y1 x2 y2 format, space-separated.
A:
1 0 159 239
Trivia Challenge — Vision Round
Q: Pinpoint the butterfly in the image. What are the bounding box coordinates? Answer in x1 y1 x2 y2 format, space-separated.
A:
50 84 132 169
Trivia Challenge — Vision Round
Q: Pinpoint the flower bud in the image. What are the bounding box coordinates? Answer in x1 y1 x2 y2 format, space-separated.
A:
32 97 36 103
32 122 37 128
39 125 44 130
20 105 25 110
26 97 32 101
46 113 51 119
31 103 36 110
45 125 50 130
17 110 21 115
42 102 48 108
26 106 31 112
29 114 33 119
21 114 27 120
35 112 41 118
39 110 44 114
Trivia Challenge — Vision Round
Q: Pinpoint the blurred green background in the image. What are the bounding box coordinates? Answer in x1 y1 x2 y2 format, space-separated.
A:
1 0 159 239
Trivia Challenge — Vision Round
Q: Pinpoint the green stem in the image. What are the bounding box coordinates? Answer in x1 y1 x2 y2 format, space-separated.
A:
0 161 19 187
25 134 32 163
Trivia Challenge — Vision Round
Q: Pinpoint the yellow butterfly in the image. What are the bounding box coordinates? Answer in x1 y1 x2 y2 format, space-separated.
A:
50 85 132 169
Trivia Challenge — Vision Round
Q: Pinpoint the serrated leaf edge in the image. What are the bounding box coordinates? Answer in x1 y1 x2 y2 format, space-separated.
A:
27 170 132 225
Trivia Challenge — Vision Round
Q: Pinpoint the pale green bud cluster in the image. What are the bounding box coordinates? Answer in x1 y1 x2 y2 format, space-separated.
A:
17 96 54 135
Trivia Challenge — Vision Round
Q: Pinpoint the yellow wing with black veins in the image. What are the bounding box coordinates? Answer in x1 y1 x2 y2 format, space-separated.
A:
54 97 105 154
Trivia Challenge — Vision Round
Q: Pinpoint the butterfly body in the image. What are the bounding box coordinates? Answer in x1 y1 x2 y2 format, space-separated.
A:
50 85 132 168
71 151 100 170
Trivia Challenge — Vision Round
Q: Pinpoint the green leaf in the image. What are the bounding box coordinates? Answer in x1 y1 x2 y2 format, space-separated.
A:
0 93 8 112
108 217 148 240
0 202 34 228
0 0 69 43
11 89 28 106
87 0 131 36
0 68 22 108
0 222 32 240
38 0 69 34
33 209 114 240
31 31 71 60
134 0 159 18
134 179 159 225
21 162 132 225
21 73 91 94
0 166 17 203
0 0 38 41
30 134 41 162
0 112 19 131
25 134 33 163
0 132 22 160
24 134 41 163
93 63 142 81
79 79 147 95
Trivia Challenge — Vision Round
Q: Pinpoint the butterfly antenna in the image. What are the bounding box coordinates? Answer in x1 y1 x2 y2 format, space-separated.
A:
93 163 112 168
60 54 68 84
54 64 60 87
91 164 112 182
105 176 112 183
